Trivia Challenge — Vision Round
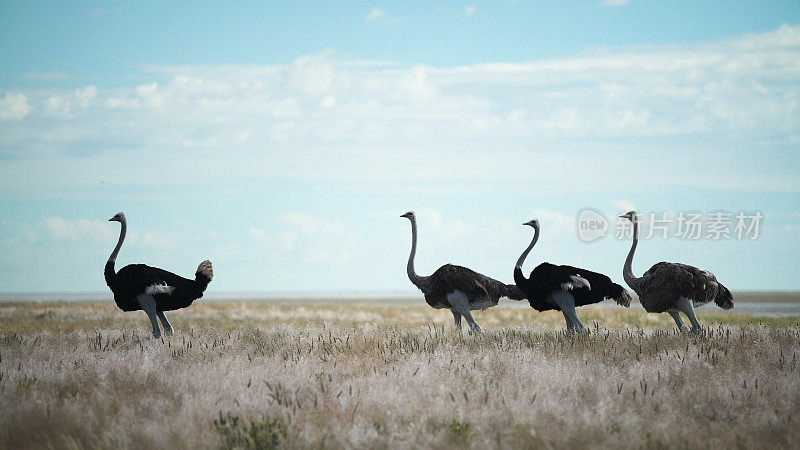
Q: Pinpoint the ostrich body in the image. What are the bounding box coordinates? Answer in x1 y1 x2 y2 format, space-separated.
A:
514 220 631 331
105 212 213 337
619 211 733 332
401 211 525 333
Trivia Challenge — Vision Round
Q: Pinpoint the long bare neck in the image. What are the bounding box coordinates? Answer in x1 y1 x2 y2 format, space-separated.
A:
106 220 126 280
515 226 539 272
623 217 639 287
406 217 427 288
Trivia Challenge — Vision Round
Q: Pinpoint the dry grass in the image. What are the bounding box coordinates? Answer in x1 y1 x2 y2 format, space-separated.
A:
1 300 799 449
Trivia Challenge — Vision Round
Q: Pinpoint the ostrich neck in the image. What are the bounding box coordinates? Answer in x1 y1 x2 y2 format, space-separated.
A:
406 218 427 288
108 220 126 266
515 226 539 273
105 219 126 287
623 218 639 287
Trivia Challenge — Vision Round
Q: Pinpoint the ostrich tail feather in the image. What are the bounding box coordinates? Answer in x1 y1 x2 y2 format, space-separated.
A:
714 284 734 310
614 288 632 307
504 284 526 301
196 260 213 282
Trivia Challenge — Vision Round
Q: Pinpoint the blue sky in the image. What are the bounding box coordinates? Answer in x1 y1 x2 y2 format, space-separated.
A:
1 1 799 293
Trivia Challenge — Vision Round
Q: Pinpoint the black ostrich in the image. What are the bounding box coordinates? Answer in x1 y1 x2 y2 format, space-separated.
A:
401 211 525 333
514 219 631 331
104 212 213 338
619 211 733 332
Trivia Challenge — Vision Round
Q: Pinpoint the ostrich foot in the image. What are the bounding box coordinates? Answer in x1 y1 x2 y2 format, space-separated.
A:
468 325 483 335
566 327 588 335
571 321 587 333
156 311 173 336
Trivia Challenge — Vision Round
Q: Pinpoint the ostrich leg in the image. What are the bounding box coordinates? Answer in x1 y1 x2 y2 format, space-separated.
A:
451 311 463 331
552 291 585 332
447 290 482 334
559 304 576 331
157 311 174 335
136 294 161 338
677 297 702 333
668 310 687 332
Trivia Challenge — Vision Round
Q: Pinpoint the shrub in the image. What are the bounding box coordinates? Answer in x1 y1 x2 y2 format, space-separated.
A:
214 411 287 449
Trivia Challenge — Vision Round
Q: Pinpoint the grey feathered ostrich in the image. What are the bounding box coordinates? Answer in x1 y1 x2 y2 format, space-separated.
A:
105 212 213 338
401 211 525 333
514 219 631 331
619 211 733 332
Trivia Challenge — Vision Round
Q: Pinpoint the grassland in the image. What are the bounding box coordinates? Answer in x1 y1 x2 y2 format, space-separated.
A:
1 300 799 449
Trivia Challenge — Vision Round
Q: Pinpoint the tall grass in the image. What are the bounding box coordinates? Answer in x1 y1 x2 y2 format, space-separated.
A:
1 301 798 448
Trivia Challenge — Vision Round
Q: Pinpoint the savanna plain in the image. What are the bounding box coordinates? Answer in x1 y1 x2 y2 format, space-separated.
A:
1 298 799 449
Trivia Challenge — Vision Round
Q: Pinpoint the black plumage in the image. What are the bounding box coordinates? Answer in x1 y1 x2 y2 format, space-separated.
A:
515 262 631 312
104 212 213 336
514 219 631 330
105 261 212 312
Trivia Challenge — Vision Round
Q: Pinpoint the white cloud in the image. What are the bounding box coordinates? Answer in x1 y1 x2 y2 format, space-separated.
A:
0 26 798 194
75 85 98 108
288 53 335 96
465 6 476 16
0 92 31 120
612 199 637 213
245 212 357 264
141 231 176 249
41 217 113 242
248 225 298 254
415 209 443 230
731 23 800 50
279 212 322 234
44 95 73 118
364 7 386 22
601 0 629 6
135 83 167 108
529 209 574 232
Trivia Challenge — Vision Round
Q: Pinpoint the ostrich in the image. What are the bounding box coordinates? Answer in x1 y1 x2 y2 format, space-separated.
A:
401 211 525 333
618 211 733 332
104 212 213 338
514 219 631 331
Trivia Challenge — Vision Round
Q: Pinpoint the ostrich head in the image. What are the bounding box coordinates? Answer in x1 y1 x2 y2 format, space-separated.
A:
523 219 539 228
400 211 415 220
618 211 637 222
109 212 126 222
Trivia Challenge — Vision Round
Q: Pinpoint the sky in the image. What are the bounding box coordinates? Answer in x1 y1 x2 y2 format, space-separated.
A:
1 1 799 293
